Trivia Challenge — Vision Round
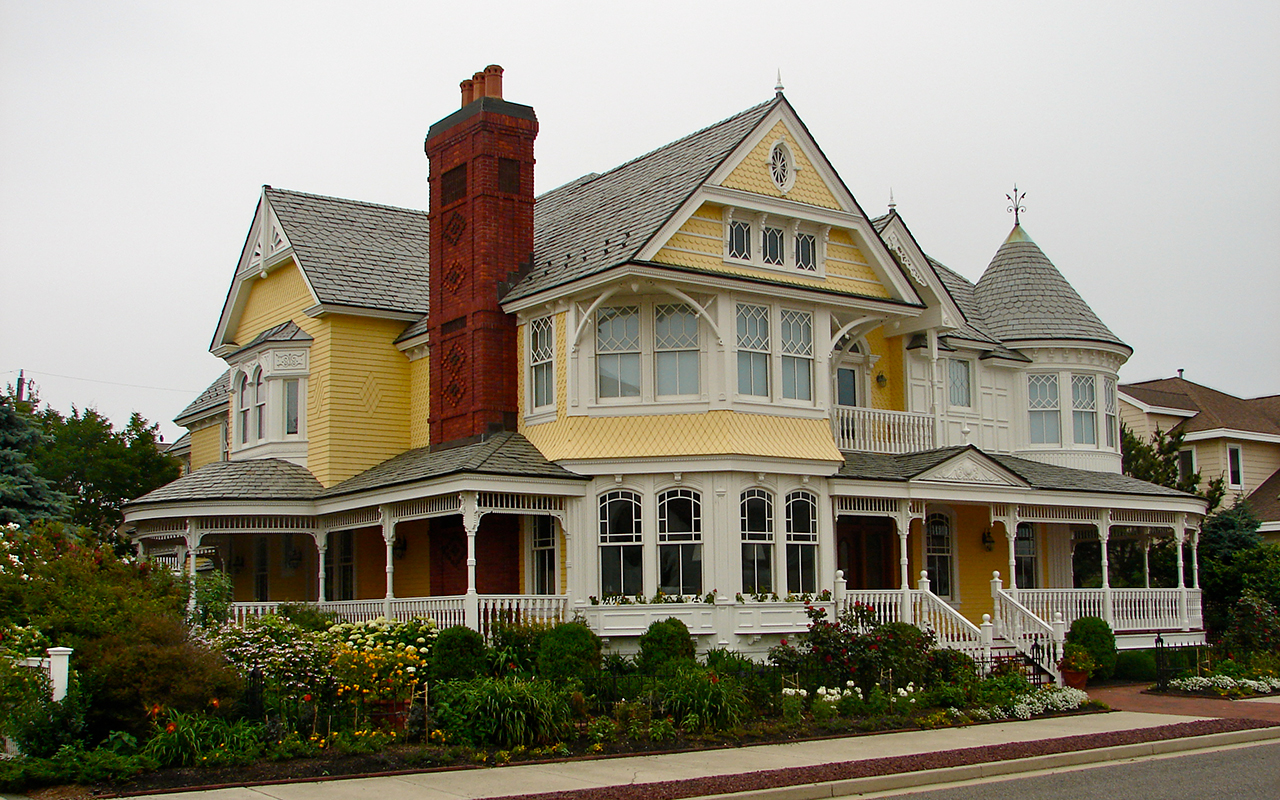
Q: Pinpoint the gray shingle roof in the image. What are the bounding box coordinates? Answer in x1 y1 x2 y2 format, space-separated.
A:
229 320 313 357
838 445 1193 498
174 371 231 424
127 458 322 506
1121 377 1280 436
395 314 430 345
264 187 430 316
503 99 779 302
318 431 586 499
974 226 1126 348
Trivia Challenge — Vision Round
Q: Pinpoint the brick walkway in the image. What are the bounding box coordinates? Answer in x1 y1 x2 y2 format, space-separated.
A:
1089 682 1280 722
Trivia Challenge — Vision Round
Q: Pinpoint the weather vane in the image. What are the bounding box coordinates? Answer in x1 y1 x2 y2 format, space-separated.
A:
1006 184 1026 225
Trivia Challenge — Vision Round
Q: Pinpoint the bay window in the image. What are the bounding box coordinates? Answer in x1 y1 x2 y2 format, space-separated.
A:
596 306 640 398
1072 375 1097 445
658 488 702 596
1028 374 1060 444
740 489 774 594
785 490 818 594
780 310 813 401
654 304 699 397
736 303 770 397
599 490 642 597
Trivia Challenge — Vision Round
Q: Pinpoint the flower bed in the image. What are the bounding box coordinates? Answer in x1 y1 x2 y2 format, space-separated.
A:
1166 674 1280 698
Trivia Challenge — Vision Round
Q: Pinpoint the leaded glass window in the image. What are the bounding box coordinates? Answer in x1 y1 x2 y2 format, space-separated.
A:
949 360 971 407
1104 376 1117 448
728 220 751 260
737 303 770 397
781 309 812 401
530 316 555 408
1028 374 1060 444
1072 375 1097 445
762 225 785 265
596 307 640 398
654 304 699 397
795 232 816 271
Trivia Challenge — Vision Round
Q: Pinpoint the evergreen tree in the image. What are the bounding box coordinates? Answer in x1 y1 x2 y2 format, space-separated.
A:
1121 423 1224 512
0 397 67 525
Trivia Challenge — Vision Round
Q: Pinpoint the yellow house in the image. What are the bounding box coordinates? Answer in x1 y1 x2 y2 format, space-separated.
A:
125 67 1207 678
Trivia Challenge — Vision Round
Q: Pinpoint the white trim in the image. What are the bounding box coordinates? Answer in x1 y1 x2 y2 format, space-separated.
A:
1182 428 1280 445
1116 390 1198 418
303 303 421 322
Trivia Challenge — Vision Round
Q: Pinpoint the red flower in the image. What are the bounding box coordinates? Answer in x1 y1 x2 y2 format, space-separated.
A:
780 639 788 646
209 698 220 709
303 694 313 702
148 703 162 718
165 722 177 733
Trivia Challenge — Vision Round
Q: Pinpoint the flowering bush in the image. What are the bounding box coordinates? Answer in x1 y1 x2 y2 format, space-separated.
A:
325 616 438 658
331 644 423 704
967 685 1089 721
201 615 334 705
1169 674 1280 696
0 622 50 657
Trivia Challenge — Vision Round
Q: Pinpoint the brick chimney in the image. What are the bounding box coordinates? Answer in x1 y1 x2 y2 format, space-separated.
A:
424 65 537 447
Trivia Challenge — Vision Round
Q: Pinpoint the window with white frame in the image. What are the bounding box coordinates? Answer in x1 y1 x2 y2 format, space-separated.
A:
596 306 640 398
238 373 252 444
740 489 774 595
283 379 300 435
785 490 818 594
1228 445 1244 488
780 310 813 401
599 491 642 597
1015 522 1037 589
769 140 794 192
532 516 556 595
1072 375 1097 445
654 304 699 397
724 208 825 274
324 530 355 601
1177 448 1196 484
254 370 266 441
762 224 785 266
737 303 770 397
1028 374 1060 444
948 359 972 408
728 220 752 260
530 316 555 409
658 488 702 596
1103 376 1117 448
795 232 817 271
925 512 954 599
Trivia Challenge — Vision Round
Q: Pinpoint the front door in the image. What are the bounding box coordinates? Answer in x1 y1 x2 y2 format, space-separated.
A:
836 516 896 589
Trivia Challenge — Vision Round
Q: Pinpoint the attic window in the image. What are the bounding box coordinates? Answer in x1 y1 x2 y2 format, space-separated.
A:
769 141 795 192
442 165 466 205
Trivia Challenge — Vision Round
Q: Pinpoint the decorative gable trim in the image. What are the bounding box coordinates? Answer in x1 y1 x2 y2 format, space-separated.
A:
914 450 1029 487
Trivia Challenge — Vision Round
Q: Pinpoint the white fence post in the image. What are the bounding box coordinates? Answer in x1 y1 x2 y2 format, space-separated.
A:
46 647 73 702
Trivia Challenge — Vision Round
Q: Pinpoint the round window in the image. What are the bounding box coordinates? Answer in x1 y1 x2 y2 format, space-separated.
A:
769 141 793 192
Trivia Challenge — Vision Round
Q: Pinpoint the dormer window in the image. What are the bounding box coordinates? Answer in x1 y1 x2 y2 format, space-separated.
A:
728 220 752 260
229 342 309 458
762 225 785 265
795 232 816 271
723 208 826 275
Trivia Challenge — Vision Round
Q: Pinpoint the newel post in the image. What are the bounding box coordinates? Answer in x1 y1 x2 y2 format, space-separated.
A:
833 570 847 609
980 614 993 667
47 647 73 702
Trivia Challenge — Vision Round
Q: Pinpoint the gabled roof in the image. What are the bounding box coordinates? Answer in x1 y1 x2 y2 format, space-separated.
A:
838 445 1194 498
126 458 323 507
229 320 313 358
974 226 1126 349
504 99 778 302
317 431 587 499
1120 377 1280 437
263 187 430 315
1247 467 1280 525
174 370 231 425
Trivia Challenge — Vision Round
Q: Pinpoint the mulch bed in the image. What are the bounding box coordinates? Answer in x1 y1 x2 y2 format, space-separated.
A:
33 716 1277 800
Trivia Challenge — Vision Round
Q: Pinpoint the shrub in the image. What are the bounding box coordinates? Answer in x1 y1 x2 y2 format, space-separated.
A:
276 603 340 632
1066 617 1117 680
637 618 696 674
5 675 89 757
332 644 424 704
141 709 265 767
429 626 487 682
658 665 748 732
200 615 333 711
490 620 551 676
927 648 977 686
536 621 601 682
432 677 570 747
190 570 234 628
1114 649 1157 682
1223 593 1280 655
874 622 934 689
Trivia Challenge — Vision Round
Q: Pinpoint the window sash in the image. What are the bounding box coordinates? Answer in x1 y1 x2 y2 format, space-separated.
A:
531 317 555 409
600 544 642 596
762 226 784 265
925 514 953 598
795 233 816 271
1015 523 1037 589
949 360 971 407
786 543 816 594
728 220 751 260
283 379 300 435
659 543 702 595
1072 375 1097 445
742 543 773 594
1228 446 1243 487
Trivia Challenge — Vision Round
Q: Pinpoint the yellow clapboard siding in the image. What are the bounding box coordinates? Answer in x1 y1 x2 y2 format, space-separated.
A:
189 422 225 471
865 330 905 412
408 356 431 449
523 410 842 463
721 121 841 210
953 506 1006 625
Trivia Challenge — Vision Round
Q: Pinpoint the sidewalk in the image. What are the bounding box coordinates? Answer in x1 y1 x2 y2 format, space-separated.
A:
99 710 1278 800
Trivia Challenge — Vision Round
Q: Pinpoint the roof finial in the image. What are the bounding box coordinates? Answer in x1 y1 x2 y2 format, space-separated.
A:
775 70 784 95
1006 183 1026 225
888 188 896 211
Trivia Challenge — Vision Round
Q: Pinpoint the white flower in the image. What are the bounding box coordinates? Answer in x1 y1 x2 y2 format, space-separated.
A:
897 688 908 697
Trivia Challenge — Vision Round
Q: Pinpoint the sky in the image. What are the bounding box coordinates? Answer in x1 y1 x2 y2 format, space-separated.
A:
2 1 1277 443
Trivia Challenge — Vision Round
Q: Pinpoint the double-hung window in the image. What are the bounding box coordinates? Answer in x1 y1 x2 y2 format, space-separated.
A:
253 370 266 440
785 490 818 594
780 310 813 401
658 488 702 596
737 304 770 397
599 491 642 597
925 512 953 599
740 489 774 594
654 304 699 397
238 374 252 444
1028 374 1060 444
596 307 640 398
530 316 555 409
1177 449 1196 484
1015 522 1037 589
532 516 556 595
1072 375 1097 445
949 360 971 408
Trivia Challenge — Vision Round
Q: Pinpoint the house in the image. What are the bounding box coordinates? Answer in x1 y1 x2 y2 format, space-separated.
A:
1120 376 1280 541
124 67 1208 674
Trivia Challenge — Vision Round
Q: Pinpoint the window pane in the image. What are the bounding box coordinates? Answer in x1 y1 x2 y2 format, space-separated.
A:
742 542 772 594
729 220 751 260
284 379 299 435
738 351 769 396
796 233 816 271
949 360 970 407
1229 447 1243 486
762 226 784 265
786 543 816 593
837 368 857 407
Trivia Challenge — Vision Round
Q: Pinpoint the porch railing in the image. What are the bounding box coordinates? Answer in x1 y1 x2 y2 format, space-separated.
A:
991 574 1063 683
231 594 568 637
1016 587 1196 633
912 574 986 660
831 406 934 454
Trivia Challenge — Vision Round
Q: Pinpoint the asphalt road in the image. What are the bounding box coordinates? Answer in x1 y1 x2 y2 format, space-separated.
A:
873 740 1280 800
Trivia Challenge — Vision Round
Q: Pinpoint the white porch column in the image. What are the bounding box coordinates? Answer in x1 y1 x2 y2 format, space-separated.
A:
185 519 199 617
1190 522 1201 590
897 510 912 624
313 527 329 604
380 505 395 619
1175 513 1189 631
1142 535 1151 589
1005 524 1018 597
1100 511 1114 628
462 491 481 631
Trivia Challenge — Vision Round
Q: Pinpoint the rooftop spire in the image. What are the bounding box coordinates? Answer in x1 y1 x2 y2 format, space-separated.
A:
775 70 784 95
888 188 896 211
1006 183 1026 225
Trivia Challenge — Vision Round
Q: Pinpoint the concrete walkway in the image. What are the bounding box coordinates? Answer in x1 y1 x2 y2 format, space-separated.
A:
119 710 1248 800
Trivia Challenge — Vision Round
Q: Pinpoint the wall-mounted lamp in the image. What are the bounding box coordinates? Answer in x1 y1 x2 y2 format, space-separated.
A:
393 535 409 560
981 530 995 551
875 372 888 388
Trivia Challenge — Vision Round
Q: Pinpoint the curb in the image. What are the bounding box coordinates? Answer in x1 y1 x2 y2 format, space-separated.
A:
683 727 1280 800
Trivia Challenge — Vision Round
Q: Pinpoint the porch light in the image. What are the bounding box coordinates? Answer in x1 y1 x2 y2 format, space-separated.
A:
393 535 409 560
876 372 888 388
981 529 995 551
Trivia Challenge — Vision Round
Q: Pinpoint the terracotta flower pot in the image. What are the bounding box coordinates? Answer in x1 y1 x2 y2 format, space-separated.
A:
1061 668 1088 690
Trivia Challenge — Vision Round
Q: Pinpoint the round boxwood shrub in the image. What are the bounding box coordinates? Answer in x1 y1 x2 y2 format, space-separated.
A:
535 621 601 682
429 625 487 682
1066 616 1117 680
637 617 696 674
1113 649 1157 682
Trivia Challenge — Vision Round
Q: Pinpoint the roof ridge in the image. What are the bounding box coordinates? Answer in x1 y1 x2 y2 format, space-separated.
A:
265 186 429 218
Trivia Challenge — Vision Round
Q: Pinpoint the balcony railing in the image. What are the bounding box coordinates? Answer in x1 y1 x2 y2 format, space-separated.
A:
831 406 934 454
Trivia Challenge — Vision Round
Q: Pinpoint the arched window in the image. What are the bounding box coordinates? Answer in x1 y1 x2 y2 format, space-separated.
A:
740 489 774 594
925 512 954 599
599 491 642 597
238 373 251 444
785 490 818 593
658 488 702 596
253 369 266 441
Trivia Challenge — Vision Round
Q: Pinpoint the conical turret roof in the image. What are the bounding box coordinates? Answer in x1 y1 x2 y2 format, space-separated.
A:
974 226 1127 349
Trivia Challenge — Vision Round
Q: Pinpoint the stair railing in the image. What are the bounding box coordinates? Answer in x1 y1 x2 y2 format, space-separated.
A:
991 572 1065 684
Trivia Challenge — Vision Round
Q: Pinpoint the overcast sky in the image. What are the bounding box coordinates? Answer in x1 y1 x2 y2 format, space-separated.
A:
2 1 1277 443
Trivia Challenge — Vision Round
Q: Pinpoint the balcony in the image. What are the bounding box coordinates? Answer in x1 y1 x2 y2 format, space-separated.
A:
831 406 935 454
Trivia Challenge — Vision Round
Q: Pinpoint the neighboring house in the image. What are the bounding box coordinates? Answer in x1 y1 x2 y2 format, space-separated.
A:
1120 376 1280 541
124 67 1207 667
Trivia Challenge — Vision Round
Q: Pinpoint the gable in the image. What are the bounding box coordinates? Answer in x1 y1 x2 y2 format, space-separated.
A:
719 120 842 210
233 261 323 347
914 450 1028 487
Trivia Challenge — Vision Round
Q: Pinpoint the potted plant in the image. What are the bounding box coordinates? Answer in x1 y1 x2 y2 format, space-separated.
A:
1059 643 1095 690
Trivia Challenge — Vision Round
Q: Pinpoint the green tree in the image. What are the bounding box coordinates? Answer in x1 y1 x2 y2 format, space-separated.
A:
0 397 67 526
1121 423 1225 512
30 406 179 549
